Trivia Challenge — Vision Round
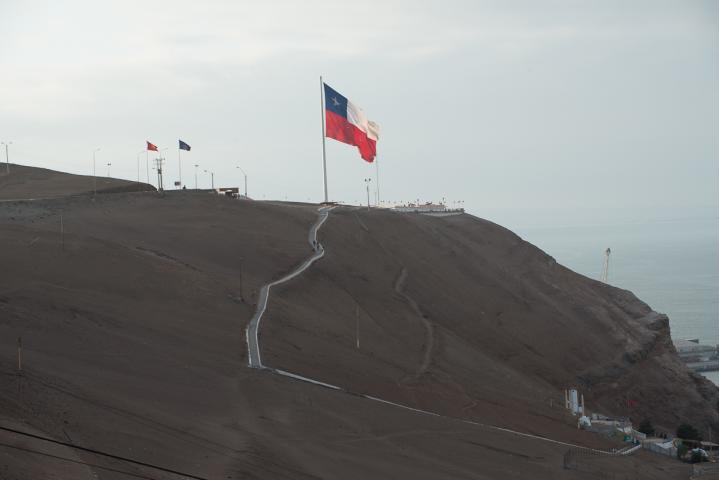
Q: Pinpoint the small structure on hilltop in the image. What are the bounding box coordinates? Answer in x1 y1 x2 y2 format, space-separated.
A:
215 187 241 198
392 202 464 216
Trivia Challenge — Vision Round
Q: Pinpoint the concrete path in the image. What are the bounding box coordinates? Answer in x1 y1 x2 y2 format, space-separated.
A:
245 205 334 368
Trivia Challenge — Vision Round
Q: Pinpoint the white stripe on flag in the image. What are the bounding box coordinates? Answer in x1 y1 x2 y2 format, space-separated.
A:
347 100 380 140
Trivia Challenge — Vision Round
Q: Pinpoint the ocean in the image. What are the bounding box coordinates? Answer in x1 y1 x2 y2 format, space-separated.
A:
488 208 719 385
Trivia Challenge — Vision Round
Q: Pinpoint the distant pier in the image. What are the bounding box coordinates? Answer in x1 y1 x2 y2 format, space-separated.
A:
686 360 719 372
673 338 719 372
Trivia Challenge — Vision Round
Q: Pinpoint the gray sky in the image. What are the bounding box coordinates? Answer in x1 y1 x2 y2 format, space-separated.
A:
1 0 717 226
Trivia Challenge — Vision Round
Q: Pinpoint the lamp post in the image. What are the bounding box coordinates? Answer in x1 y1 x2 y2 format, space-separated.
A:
107 162 112 177
236 165 247 197
204 169 214 190
194 164 199 190
1 141 12 174
92 148 101 195
364 178 372 211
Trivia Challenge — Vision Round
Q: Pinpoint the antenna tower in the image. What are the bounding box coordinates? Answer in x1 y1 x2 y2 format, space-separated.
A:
154 157 165 191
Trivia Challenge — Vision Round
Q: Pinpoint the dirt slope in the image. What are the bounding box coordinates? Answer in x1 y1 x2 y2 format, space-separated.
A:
0 163 154 200
265 207 719 435
0 165 712 479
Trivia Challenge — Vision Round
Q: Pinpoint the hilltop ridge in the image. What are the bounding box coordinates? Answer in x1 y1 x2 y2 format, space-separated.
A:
0 163 154 200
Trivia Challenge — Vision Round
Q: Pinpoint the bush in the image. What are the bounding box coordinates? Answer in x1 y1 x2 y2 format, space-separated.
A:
676 423 702 442
638 419 655 436
677 443 689 461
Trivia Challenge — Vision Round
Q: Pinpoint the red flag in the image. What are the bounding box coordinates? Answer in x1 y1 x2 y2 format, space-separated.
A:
146 141 158 151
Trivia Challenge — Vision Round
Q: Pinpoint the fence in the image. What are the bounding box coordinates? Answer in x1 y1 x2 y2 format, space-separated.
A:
562 445 644 479
563 445 640 465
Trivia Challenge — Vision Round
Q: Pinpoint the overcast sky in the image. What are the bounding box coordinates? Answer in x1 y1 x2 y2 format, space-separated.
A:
1 1 717 226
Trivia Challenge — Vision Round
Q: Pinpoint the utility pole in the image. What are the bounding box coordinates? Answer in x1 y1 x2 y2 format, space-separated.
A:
154 157 164 191
1 141 12 174
364 178 371 211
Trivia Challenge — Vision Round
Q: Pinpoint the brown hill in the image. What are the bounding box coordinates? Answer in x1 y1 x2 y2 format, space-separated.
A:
0 163 154 200
0 165 713 479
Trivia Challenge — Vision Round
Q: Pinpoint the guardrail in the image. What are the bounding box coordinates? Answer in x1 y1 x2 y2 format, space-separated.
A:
563 444 640 466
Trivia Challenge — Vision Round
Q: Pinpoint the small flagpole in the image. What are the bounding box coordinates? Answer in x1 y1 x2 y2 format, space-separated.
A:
178 146 182 189
145 151 149 185
320 75 328 203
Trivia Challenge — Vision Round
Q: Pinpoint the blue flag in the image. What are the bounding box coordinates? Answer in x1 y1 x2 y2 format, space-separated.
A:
179 139 191 151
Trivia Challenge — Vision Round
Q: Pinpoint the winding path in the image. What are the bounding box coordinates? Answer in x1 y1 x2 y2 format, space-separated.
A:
242 204 638 456
394 267 435 380
246 205 334 368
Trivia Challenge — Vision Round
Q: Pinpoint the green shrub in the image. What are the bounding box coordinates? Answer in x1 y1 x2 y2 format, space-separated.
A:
676 423 702 442
638 419 655 436
677 443 688 461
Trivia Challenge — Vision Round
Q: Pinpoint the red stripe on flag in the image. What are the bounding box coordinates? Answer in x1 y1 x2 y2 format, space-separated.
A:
325 110 376 163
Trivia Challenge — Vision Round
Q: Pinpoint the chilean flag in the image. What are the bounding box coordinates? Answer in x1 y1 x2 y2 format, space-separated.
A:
324 83 379 163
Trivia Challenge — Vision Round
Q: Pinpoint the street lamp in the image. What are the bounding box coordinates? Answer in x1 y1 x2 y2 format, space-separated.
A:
92 148 101 195
204 169 214 190
236 165 247 197
364 178 372 211
107 162 112 177
194 164 199 190
1 141 12 174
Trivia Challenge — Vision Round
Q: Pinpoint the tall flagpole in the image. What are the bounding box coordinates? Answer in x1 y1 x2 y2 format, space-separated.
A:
178 146 182 189
320 75 328 203
375 154 380 206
